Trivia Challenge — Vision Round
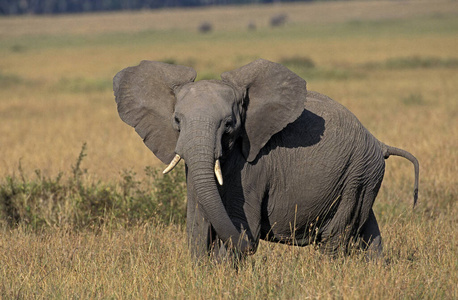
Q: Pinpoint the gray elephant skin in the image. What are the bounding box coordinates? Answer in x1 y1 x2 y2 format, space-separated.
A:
113 59 419 259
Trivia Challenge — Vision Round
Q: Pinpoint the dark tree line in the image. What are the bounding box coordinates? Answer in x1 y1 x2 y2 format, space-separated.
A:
0 0 314 15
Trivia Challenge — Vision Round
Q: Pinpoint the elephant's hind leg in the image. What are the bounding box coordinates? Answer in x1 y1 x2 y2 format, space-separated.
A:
359 208 383 260
318 186 362 255
319 180 381 256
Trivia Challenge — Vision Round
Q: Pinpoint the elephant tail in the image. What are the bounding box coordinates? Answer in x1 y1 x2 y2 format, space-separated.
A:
382 144 419 207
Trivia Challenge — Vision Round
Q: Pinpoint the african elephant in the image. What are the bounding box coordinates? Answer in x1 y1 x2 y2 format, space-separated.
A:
113 59 419 259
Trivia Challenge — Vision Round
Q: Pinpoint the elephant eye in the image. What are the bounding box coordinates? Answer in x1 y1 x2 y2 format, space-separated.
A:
224 119 234 132
173 115 181 131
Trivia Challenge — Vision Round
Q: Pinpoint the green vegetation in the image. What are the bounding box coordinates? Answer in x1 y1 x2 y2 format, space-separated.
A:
279 56 358 81
0 71 24 87
0 144 187 229
0 1 457 298
401 93 426 106
364 56 458 70
54 77 113 94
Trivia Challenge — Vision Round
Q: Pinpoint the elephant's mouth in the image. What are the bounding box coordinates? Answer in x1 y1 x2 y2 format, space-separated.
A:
163 153 223 186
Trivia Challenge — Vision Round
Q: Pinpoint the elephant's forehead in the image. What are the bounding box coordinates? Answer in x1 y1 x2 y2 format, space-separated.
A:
178 80 235 102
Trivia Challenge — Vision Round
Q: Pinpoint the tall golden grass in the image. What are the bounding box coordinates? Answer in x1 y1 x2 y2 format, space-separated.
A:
1 218 456 298
0 0 457 298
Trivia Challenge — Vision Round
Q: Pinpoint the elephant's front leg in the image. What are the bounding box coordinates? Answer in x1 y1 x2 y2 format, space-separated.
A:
186 187 243 262
185 167 262 262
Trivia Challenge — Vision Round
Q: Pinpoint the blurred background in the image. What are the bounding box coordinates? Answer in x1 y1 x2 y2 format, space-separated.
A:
1 0 456 182
3 0 301 15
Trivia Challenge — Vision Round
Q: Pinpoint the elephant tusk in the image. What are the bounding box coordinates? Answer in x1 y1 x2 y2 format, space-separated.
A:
163 154 181 174
214 159 223 186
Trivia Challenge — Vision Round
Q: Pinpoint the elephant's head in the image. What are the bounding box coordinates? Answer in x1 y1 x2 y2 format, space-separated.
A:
113 59 307 252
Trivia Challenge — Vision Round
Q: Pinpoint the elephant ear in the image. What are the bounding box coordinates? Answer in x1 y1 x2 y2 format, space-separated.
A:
221 59 307 162
113 60 196 164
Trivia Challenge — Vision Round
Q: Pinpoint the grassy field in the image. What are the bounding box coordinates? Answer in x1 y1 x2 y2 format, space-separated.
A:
1 0 457 298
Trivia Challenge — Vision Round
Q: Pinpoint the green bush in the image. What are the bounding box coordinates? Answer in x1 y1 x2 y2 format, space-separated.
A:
0 144 187 230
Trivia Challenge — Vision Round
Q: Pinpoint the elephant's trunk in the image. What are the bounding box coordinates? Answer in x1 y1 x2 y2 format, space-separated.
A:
183 120 251 253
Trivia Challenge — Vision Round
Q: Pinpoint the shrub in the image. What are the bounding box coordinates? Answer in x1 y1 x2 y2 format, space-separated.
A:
0 144 187 230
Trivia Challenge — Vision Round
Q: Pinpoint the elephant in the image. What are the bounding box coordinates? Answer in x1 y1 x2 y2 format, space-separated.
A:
113 59 419 260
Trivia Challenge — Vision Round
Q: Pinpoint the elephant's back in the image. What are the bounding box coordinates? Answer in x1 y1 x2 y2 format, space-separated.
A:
304 91 361 128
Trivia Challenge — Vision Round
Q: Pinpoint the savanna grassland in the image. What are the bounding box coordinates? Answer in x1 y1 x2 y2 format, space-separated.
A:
0 0 457 298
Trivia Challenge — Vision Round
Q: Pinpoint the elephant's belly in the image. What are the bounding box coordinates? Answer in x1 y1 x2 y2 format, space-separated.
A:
259 168 343 245
256 135 353 244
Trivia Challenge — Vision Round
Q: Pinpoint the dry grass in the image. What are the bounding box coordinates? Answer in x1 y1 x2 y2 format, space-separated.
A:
1 219 456 298
0 0 457 298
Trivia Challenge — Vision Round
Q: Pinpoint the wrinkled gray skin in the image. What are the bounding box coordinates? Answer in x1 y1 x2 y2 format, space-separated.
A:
114 59 419 260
